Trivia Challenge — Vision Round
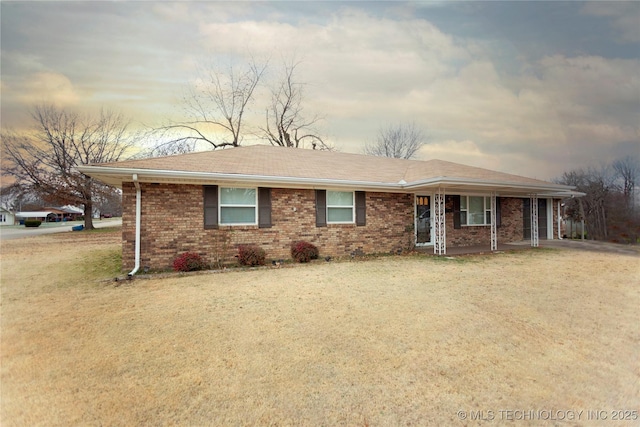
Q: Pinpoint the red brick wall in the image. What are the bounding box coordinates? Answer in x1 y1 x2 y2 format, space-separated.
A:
121 183 555 271
444 197 562 246
445 197 525 247
122 183 414 271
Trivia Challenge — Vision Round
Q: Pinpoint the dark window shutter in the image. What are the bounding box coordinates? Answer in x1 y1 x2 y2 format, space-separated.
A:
355 191 366 226
258 187 272 228
453 195 461 229
204 185 219 229
496 197 502 228
315 190 326 227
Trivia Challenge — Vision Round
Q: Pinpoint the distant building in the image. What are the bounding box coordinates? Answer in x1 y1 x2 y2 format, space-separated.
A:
15 206 83 223
44 206 84 221
0 207 15 226
16 211 53 222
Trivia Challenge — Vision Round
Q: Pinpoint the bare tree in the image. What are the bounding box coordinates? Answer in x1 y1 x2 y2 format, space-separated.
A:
364 123 426 159
154 58 267 150
136 137 197 159
1 105 134 229
559 159 639 242
611 155 640 243
561 167 614 240
612 155 639 207
0 183 39 212
261 61 331 150
94 186 123 217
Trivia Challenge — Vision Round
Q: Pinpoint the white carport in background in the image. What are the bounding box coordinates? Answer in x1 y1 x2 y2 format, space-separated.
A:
16 211 53 221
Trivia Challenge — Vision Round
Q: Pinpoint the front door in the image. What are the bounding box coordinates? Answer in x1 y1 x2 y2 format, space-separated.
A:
523 198 548 240
416 195 431 245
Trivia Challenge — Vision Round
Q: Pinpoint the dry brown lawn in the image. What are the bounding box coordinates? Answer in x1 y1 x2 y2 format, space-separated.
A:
1 229 639 426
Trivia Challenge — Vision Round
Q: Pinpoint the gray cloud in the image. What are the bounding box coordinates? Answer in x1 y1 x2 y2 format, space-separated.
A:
1 1 638 180
582 2 640 44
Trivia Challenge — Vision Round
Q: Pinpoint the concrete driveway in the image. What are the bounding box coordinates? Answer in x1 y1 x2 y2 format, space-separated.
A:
543 238 640 256
0 218 122 241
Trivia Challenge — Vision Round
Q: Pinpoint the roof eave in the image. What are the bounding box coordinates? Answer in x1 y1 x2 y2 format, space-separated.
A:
76 166 403 192
77 166 580 196
402 176 577 195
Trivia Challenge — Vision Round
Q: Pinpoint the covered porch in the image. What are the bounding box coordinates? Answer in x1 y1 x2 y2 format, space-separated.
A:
409 181 583 256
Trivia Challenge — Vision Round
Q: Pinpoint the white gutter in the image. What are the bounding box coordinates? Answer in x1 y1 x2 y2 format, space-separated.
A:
128 174 141 277
77 165 580 195
76 166 402 191
402 176 576 193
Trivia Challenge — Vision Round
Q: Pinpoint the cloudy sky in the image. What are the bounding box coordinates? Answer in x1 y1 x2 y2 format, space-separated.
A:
1 1 639 180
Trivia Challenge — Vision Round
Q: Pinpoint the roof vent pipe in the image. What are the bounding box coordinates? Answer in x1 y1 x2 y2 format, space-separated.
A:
128 174 141 277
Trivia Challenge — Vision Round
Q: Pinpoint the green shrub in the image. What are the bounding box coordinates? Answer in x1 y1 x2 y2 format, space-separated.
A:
24 220 42 228
172 252 207 272
291 241 319 263
237 245 266 266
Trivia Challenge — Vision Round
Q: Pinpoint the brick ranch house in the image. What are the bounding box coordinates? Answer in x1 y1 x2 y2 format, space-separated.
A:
78 145 581 273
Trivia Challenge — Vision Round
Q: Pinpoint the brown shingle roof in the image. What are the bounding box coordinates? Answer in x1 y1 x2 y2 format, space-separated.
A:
79 144 581 196
93 144 554 187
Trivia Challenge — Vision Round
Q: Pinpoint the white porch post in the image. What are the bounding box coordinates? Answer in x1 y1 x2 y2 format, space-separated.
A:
557 201 562 240
434 188 446 255
530 195 539 247
490 192 497 251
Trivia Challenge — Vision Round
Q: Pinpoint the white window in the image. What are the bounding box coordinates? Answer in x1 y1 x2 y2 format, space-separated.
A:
327 191 354 223
219 187 257 225
0 214 5 223
460 196 491 226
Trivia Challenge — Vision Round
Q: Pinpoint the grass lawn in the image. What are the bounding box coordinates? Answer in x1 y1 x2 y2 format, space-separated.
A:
1 230 639 426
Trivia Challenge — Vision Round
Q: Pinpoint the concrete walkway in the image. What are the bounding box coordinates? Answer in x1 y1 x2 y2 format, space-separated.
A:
541 239 640 257
418 239 639 257
416 242 531 256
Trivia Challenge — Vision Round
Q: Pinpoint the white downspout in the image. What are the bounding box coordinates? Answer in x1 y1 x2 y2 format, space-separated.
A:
128 174 141 277
557 200 562 240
